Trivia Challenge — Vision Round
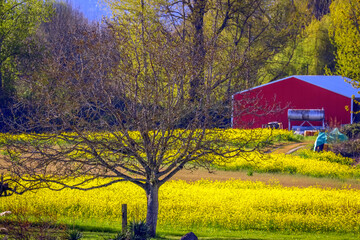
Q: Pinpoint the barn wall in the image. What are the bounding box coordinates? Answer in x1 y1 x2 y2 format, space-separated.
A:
233 77 352 129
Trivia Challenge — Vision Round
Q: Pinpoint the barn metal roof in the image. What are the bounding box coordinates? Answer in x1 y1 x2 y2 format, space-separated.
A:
235 75 360 98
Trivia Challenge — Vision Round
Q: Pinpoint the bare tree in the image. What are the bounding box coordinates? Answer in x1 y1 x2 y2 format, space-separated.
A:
0 0 306 237
1 13 276 239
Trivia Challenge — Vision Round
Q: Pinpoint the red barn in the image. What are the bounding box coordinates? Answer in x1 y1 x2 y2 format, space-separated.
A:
232 75 360 130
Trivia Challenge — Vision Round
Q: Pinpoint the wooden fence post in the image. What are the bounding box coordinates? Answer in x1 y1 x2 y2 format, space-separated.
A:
122 204 127 234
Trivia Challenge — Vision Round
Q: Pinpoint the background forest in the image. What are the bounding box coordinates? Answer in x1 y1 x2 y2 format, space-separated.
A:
1 0 360 128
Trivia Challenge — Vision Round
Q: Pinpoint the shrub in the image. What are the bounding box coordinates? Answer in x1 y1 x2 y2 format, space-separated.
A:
109 232 128 240
128 220 149 240
0 208 63 240
65 229 83 240
331 139 360 162
109 220 149 240
340 123 360 139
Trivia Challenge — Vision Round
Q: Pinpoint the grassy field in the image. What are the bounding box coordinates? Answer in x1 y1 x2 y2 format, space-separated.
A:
80 228 360 240
1 130 360 239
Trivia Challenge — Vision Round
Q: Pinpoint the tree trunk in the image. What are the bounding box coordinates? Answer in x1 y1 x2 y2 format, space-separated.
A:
0 69 4 109
189 0 207 102
145 183 159 238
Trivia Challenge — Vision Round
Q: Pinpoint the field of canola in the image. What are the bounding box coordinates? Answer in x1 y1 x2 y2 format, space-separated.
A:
215 150 360 179
1 179 360 233
1 129 358 180
1 129 360 234
0 128 298 147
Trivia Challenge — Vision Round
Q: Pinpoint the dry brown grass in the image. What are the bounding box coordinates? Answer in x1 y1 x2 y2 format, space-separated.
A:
172 168 360 189
172 140 360 189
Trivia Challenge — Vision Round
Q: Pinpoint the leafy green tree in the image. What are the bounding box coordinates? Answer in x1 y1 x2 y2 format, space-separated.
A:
261 14 335 82
298 16 335 75
0 0 52 109
329 0 360 89
104 0 305 101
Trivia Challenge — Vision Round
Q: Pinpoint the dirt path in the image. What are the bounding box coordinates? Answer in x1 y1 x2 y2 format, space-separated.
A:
172 168 360 189
172 140 360 189
271 140 314 154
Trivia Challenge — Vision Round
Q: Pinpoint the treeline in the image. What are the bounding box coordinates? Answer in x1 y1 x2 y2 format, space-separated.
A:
0 0 359 131
1 1 120 131
264 0 360 85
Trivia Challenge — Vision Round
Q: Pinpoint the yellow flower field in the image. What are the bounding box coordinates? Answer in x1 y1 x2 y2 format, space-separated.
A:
1 179 360 233
0 128 298 146
214 150 360 179
1 129 359 234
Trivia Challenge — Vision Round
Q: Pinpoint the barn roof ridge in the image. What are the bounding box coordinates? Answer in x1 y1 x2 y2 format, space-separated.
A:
233 75 360 98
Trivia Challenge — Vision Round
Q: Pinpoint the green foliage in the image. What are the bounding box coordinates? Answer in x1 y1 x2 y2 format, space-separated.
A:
103 0 305 101
0 0 52 107
66 229 84 240
260 15 335 82
110 220 150 240
128 220 149 240
293 16 335 75
109 232 128 240
329 0 360 88
272 131 304 142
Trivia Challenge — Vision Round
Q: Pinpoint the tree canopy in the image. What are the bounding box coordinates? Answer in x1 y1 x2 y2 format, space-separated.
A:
329 0 360 89
0 0 52 109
